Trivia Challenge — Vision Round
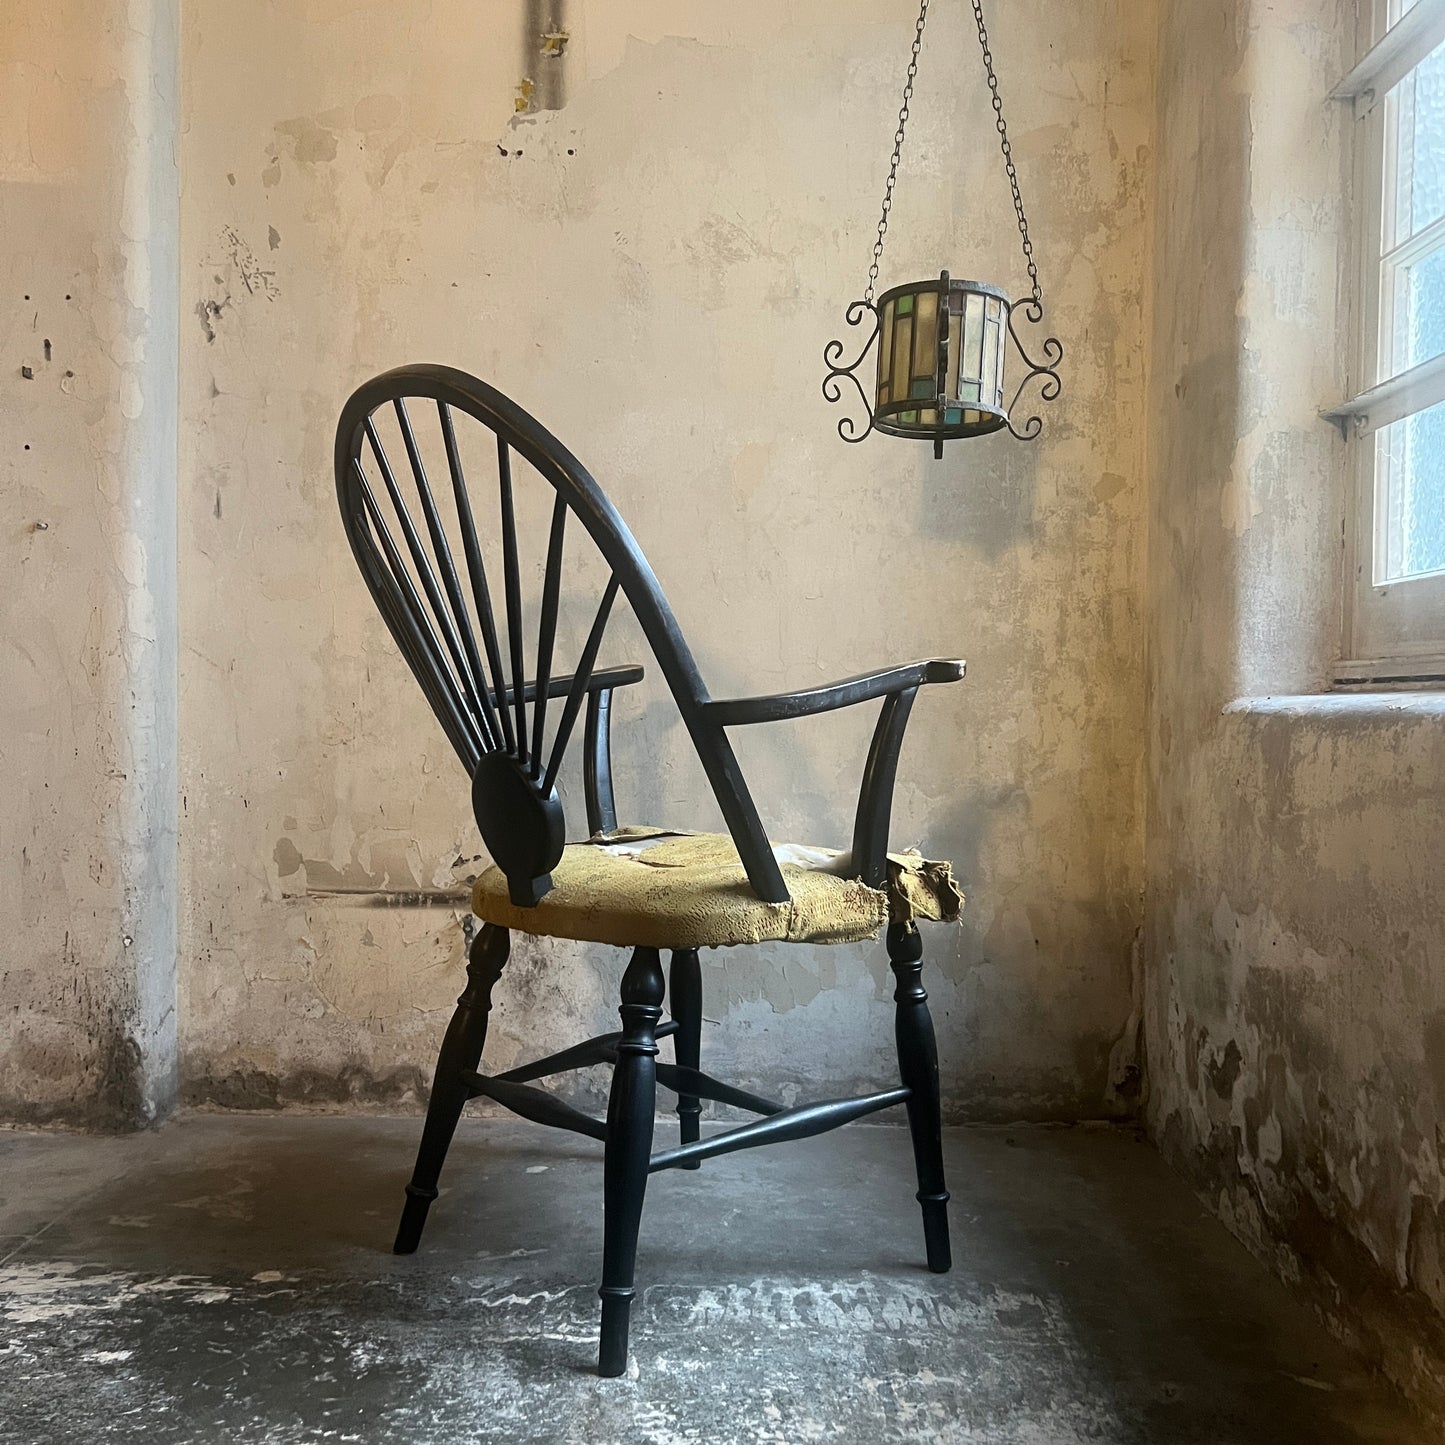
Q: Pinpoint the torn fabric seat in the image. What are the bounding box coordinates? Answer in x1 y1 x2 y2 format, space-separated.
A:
472 826 964 949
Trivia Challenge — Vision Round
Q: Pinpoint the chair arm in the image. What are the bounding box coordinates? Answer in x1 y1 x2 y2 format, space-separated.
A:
701 658 965 727
486 663 644 709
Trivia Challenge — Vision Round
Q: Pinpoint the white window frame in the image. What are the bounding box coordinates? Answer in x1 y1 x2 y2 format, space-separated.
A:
1326 0 1445 684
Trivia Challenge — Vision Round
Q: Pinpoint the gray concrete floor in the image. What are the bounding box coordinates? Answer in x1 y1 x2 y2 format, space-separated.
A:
0 1115 1429 1444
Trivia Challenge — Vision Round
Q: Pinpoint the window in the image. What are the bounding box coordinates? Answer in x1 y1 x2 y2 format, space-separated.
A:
1329 0 1445 681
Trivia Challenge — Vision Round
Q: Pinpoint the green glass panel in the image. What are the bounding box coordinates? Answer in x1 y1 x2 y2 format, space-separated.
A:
900 408 918 424
960 380 980 403
910 378 933 399
945 407 963 425
891 315 913 404
947 307 963 399
896 292 914 315
877 300 894 388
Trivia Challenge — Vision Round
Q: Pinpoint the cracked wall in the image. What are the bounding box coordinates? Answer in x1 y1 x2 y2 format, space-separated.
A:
1145 0 1445 1418
0 1 180 1129
176 0 1151 1120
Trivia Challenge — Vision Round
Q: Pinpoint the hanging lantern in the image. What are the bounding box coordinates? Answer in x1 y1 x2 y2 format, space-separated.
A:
823 0 1062 458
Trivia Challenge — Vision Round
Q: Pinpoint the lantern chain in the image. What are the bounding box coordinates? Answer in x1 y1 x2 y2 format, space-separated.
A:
865 0 930 306
972 0 1042 306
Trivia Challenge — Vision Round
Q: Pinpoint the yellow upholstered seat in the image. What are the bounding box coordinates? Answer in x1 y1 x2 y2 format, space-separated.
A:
471 827 963 950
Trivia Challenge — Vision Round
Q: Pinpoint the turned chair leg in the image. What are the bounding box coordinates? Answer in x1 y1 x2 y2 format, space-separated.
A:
668 948 703 1167
393 924 510 1254
598 945 665 1376
888 920 952 1273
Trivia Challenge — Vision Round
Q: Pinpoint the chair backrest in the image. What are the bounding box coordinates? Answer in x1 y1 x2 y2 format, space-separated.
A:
334 364 789 906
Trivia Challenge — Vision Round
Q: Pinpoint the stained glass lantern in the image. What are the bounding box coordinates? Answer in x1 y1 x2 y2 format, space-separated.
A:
821 0 1062 458
874 274 1010 449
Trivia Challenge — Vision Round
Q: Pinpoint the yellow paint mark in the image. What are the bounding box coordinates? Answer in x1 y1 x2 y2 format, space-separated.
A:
514 77 535 114
541 30 570 58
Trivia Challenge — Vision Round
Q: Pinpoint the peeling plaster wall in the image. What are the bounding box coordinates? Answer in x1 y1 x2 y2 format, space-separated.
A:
1145 0 1445 1416
177 0 1152 1121
0 2 180 1128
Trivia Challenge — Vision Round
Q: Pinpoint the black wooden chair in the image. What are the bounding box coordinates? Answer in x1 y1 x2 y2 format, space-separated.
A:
334 364 965 1376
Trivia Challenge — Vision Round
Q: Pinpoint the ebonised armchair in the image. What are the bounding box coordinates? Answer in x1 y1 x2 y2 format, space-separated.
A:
334 364 965 1376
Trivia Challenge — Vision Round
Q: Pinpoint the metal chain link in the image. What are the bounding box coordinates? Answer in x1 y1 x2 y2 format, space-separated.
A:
972 0 1041 305
866 0 930 305
865 0 1043 308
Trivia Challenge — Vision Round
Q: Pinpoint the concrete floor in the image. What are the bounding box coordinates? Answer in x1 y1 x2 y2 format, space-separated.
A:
0 1115 1429 1444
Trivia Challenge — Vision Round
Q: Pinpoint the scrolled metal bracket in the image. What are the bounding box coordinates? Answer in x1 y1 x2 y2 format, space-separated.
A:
821 299 880 444
1004 296 1063 441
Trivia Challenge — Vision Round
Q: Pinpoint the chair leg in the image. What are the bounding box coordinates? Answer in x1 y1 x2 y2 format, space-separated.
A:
668 948 703 1167
888 920 952 1273
393 924 510 1255
598 945 665 1377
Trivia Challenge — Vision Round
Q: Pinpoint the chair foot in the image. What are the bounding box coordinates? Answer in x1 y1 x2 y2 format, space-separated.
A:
918 1191 952 1273
669 948 703 1169
598 1287 634 1376
393 925 509 1255
393 1184 438 1255
597 946 665 1376
888 921 953 1274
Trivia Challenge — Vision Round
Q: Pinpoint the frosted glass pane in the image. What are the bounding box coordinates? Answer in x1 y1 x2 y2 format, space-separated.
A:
1377 397 1445 581
1391 242 1445 371
961 294 984 383
912 290 938 380
980 317 1001 406
947 307 963 396
1393 39 1445 241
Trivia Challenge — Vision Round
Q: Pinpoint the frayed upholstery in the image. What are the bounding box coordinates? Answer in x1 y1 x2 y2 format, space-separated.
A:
471 826 963 949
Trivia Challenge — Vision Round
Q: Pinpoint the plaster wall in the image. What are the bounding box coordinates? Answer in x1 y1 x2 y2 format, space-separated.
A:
1145 0 1445 1413
0 1 180 1128
176 0 1152 1119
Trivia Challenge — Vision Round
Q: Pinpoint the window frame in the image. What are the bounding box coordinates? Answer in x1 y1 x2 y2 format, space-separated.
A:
1330 0 1445 684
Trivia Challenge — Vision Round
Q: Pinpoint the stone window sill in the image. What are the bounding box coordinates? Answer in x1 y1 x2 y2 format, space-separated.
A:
1224 692 1445 720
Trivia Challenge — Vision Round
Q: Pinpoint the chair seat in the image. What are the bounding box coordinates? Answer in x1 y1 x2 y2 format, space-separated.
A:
471 827 963 949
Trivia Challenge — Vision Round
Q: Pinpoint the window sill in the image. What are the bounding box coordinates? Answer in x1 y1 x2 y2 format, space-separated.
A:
1224 691 1445 719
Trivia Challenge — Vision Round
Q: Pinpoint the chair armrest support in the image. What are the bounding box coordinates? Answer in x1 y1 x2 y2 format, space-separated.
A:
851 687 918 888
584 688 619 835
701 658 964 726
